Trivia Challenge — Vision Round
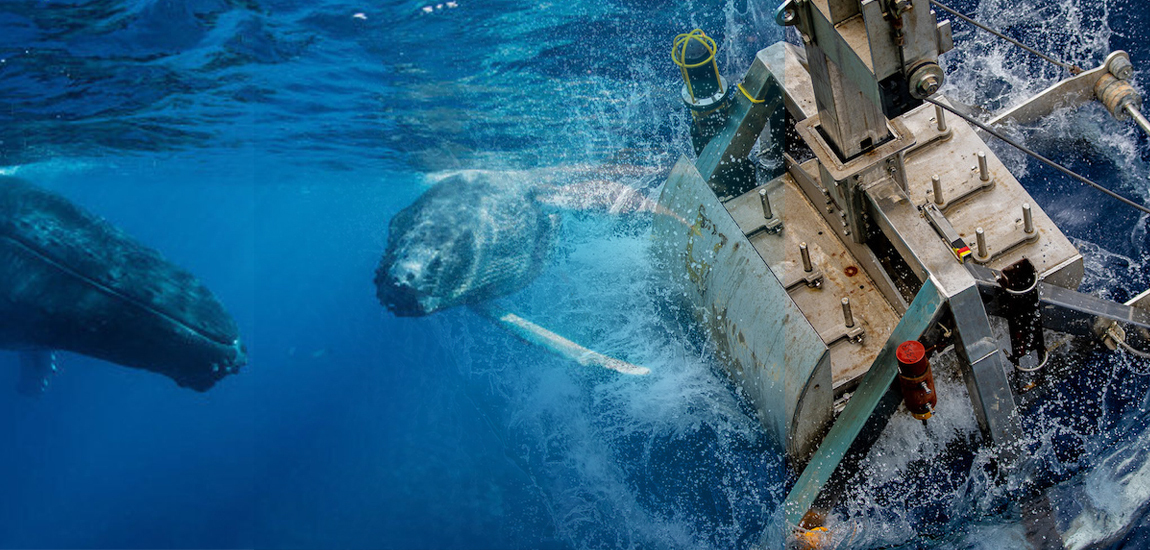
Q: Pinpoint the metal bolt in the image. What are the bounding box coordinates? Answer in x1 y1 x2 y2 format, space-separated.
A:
976 227 987 258
800 242 813 272
1022 203 1034 234
919 75 941 97
977 152 990 182
935 104 947 132
842 297 855 328
909 62 945 99
931 175 944 205
759 188 774 220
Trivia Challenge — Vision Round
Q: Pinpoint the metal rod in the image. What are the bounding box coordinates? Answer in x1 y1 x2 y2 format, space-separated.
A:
926 97 1150 215
800 242 813 272
841 297 854 328
1022 203 1034 234
929 0 1081 74
1125 103 1150 137
976 227 987 258
935 104 947 132
759 188 774 219
977 151 990 182
931 174 944 205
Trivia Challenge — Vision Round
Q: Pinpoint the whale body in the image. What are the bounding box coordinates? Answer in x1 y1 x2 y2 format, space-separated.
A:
0 177 245 392
375 172 560 316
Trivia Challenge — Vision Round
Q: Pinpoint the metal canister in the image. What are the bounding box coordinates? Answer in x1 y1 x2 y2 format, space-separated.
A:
672 29 731 155
896 340 937 420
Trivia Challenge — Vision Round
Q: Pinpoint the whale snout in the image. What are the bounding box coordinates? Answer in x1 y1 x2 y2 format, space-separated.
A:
375 262 437 317
378 280 430 316
375 240 456 317
175 337 248 392
225 338 248 373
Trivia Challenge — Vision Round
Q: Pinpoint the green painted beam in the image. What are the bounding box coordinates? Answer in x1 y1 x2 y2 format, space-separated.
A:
782 277 947 528
695 49 786 200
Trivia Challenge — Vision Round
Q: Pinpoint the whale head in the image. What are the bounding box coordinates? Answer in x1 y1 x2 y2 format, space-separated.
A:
374 172 558 318
375 206 477 317
0 176 248 392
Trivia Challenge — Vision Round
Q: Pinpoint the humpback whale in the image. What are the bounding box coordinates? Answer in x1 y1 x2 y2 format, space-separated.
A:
375 171 560 316
0 176 246 392
375 166 672 317
375 168 657 375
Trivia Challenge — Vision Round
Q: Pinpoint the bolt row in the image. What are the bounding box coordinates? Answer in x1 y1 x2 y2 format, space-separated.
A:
972 203 1037 259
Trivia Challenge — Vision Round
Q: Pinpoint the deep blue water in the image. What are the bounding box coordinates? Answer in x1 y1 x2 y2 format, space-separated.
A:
0 0 1149 548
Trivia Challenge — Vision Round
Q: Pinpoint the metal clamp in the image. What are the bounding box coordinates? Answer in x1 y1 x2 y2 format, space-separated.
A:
821 323 866 346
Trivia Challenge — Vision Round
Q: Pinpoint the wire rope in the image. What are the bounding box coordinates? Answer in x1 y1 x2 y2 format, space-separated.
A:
924 97 1150 215
929 0 1083 75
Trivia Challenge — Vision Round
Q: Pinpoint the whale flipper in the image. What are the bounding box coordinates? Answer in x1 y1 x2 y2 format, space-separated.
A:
472 304 650 376
16 351 56 396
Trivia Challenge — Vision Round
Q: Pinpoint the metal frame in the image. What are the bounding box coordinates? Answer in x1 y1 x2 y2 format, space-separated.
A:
661 0 1150 542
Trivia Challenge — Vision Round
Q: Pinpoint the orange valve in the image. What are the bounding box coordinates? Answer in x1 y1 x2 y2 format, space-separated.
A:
896 340 937 421
794 526 831 550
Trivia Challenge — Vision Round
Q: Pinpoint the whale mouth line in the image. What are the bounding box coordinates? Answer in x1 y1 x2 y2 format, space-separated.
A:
378 279 432 316
0 233 240 352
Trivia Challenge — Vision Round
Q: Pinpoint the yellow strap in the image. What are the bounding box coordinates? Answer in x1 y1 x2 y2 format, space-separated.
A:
737 83 764 104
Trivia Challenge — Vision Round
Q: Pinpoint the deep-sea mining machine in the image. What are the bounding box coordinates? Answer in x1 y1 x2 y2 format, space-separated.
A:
655 0 1150 545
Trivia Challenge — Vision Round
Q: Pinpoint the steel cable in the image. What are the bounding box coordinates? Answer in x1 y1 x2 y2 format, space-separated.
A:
923 97 1150 215
929 0 1083 75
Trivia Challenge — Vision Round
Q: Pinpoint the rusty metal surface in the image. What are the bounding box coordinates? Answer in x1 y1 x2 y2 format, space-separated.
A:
654 157 833 463
725 175 900 392
786 156 910 314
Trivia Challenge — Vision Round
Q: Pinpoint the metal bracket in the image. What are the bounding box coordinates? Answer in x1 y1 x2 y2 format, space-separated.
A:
1100 322 1126 351
921 202 971 261
795 115 915 182
696 50 787 200
969 262 1150 338
820 323 866 346
744 217 784 238
931 175 995 213
783 269 825 290
796 115 916 242
988 51 1133 128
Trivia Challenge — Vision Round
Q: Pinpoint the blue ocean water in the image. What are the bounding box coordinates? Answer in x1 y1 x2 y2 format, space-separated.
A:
0 0 1148 548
